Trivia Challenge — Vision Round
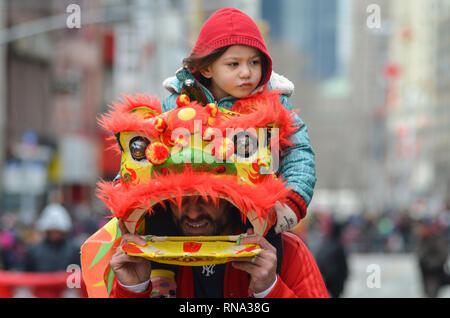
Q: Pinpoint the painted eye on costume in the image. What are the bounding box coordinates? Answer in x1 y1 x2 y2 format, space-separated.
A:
233 132 257 158
129 136 150 161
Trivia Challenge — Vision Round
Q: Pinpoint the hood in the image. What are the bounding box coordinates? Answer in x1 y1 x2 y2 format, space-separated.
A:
37 203 72 233
190 7 272 87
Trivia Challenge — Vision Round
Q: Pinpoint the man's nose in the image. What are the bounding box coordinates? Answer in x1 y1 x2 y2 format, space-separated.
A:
181 198 203 219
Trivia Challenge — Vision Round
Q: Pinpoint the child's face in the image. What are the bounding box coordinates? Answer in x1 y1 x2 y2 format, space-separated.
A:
200 45 263 100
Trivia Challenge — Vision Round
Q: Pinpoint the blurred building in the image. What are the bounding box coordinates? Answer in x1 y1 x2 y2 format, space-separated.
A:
263 0 339 81
2 0 110 222
1 0 447 223
263 0 450 216
107 0 262 102
386 0 450 210
108 0 186 100
263 0 392 215
0 0 268 222
434 0 450 200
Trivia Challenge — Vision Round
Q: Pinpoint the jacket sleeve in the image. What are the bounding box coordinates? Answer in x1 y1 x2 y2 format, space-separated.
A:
278 95 316 220
109 278 152 298
161 93 180 113
265 232 329 298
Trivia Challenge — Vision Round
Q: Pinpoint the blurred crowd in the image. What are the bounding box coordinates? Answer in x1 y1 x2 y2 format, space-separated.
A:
0 191 107 273
0 192 449 297
295 200 450 256
293 198 450 297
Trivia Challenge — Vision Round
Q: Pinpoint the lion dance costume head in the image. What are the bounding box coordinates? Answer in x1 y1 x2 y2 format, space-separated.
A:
81 89 299 297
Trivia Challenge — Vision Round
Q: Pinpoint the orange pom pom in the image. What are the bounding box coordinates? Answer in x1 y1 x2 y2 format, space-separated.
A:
176 94 191 107
145 142 169 165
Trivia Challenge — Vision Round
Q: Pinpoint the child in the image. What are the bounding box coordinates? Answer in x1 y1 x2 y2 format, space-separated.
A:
162 7 316 233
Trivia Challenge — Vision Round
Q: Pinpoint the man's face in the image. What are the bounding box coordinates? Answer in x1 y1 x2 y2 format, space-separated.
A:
47 230 66 242
169 196 239 236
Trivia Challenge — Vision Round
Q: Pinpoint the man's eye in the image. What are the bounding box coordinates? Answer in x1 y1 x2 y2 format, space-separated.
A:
129 136 150 161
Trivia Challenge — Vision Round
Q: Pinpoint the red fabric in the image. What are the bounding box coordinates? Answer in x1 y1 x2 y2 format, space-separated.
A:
110 232 329 298
190 7 273 86
0 271 88 298
265 232 329 298
282 190 308 221
111 278 152 298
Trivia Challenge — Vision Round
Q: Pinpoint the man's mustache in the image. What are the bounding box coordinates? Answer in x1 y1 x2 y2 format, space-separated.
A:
180 215 214 224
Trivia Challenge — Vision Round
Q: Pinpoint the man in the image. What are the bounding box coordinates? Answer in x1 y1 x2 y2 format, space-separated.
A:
25 202 80 272
109 197 329 298
81 89 328 298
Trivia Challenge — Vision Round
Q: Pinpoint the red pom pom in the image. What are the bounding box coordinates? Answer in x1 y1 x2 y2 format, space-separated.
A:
206 103 219 117
153 117 167 133
145 142 170 165
176 94 191 107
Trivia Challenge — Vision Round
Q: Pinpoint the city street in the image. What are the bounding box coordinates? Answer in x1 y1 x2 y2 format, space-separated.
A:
342 253 450 298
0 0 449 299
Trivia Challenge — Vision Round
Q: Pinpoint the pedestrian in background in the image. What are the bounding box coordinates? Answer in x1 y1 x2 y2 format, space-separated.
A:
0 212 26 271
416 220 449 297
24 202 80 272
315 220 349 298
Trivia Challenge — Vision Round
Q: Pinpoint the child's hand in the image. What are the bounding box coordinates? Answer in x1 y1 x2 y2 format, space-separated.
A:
273 201 298 233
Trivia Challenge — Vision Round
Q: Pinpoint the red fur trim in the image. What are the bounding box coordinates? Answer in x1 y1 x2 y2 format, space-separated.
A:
98 94 162 134
219 90 300 152
112 94 161 114
98 91 299 153
97 167 292 223
99 112 162 138
105 135 121 155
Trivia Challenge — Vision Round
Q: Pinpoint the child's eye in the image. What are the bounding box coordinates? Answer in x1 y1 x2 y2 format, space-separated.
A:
228 62 239 67
251 60 260 65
